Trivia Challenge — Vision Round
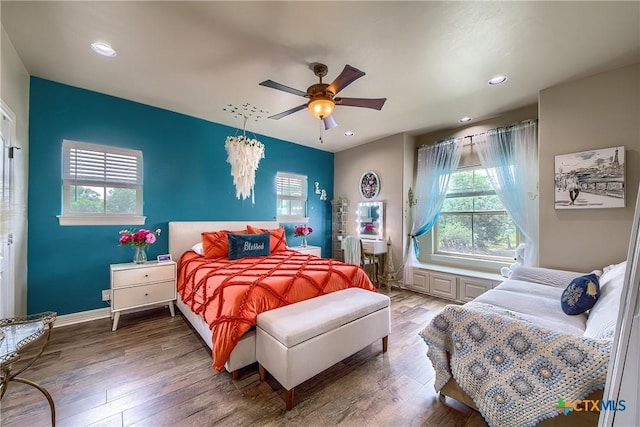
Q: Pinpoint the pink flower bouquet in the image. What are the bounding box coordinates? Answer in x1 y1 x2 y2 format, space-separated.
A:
118 228 161 248
293 225 313 237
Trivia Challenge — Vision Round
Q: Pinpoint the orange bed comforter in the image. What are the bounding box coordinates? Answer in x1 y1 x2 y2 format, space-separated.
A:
177 249 377 371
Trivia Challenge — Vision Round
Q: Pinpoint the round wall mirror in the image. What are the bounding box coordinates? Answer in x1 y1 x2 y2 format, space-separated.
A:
359 171 380 200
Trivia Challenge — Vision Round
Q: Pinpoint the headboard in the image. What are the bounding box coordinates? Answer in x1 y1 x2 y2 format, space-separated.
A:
168 221 279 260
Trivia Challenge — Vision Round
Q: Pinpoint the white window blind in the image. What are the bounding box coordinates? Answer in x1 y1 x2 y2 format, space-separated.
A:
63 141 140 186
59 139 145 225
276 172 307 222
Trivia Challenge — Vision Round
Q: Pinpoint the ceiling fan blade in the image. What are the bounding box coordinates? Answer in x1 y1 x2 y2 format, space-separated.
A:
259 80 307 98
327 65 366 95
268 104 307 120
335 97 387 110
323 115 338 130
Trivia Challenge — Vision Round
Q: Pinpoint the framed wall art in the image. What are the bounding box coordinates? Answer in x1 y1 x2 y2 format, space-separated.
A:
359 171 380 200
554 146 625 209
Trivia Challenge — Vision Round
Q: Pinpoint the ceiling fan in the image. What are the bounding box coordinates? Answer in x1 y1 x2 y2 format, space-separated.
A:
259 63 387 130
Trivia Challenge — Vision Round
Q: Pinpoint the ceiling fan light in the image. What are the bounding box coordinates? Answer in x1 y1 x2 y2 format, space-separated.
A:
308 97 335 119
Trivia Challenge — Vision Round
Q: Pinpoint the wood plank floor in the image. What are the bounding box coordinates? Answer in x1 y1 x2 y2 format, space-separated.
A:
0 289 488 427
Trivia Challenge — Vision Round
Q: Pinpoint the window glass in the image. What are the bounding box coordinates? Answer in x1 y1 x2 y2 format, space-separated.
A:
435 168 518 260
60 140 143 225
276 172 307 222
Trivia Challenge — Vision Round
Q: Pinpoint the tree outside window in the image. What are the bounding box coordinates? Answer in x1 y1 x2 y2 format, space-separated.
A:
435 168 518 260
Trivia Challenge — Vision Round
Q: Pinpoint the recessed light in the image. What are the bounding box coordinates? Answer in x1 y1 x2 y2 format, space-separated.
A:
344 131 354 137
459 116 472 123
488 75 508 86
91 42 117 57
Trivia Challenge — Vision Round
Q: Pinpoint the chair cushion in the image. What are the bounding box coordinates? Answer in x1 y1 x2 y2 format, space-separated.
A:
257 288 388 347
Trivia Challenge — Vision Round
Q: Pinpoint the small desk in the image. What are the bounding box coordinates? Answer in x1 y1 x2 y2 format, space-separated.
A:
361 239 387 285
341 238 387 285
0 311 57 426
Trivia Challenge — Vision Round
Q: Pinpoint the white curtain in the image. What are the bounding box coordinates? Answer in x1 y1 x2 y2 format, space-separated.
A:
475 120 539 266
403 138 463 283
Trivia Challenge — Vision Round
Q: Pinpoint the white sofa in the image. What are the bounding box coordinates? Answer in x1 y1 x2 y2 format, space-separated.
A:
474 262 625 340
422 261 626 427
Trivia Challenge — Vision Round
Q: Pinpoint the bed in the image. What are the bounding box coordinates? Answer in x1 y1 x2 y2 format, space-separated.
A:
168 221 377 374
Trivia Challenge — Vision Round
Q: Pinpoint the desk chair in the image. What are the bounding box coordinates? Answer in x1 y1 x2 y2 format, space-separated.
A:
360 239 380 285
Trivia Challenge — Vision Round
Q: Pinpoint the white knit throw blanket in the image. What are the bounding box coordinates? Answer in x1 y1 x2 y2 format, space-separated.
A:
420 302 611 427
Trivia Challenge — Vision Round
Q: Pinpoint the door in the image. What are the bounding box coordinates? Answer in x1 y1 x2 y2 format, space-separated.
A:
0 102 16 318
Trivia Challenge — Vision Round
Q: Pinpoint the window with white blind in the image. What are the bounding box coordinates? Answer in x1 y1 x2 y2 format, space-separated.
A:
276 172 307 223
58 139 145 225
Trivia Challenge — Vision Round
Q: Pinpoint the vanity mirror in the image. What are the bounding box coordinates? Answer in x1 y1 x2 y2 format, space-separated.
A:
356 201 384 240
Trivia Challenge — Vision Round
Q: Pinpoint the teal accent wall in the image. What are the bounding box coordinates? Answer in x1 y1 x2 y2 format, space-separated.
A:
28 77 334 315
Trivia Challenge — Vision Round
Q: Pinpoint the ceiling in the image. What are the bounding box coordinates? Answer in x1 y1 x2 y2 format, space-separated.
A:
2 2 639 153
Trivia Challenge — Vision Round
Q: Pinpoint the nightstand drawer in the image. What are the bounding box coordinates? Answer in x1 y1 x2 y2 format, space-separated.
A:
112 263 175 288
112 281 176 310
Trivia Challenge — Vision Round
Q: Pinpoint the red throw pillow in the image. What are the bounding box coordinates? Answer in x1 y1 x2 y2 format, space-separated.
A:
246 225 287 252
201 229 247 259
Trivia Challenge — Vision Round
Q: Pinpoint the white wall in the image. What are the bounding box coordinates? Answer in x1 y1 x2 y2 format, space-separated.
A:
1 24 30 315
334 133 414 281
539 63 640 272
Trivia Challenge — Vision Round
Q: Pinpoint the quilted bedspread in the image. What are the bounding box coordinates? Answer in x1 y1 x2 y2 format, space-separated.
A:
177 250 376 371
420 302 611 427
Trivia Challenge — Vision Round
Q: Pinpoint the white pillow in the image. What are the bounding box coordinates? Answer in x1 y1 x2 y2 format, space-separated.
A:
584 260 627 339
191 242 204 256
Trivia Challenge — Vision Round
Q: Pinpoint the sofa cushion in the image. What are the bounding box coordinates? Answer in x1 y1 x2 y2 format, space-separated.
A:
510 266 590 288
584 261 626 339
473 279 587 336
561 273 600 315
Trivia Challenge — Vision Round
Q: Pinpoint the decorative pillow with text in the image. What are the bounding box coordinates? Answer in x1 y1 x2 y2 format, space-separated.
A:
228 232 270 260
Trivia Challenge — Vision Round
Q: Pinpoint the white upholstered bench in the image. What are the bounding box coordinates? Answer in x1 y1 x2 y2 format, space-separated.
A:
256 288 391 410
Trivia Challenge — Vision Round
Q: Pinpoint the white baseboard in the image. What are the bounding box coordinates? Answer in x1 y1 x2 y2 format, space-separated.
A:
54 307 111 328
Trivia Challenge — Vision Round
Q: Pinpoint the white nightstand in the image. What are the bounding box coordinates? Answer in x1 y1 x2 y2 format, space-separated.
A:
110 261 177 331
289 245 322 257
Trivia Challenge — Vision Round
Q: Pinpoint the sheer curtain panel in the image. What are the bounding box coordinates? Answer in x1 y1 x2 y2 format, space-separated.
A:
475 120 539 266
403 138 463 283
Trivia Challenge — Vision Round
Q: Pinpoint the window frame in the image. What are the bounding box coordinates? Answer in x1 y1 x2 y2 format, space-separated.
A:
58 139 145 226
432 166 520 264
276 172 308 223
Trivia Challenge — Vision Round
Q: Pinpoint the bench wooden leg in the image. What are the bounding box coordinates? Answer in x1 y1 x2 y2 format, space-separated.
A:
285 388 295 411
382 335 388 353
258 364 267 382
231 370 240 381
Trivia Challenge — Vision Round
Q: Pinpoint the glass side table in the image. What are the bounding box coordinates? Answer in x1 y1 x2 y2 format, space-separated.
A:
0 311 57 426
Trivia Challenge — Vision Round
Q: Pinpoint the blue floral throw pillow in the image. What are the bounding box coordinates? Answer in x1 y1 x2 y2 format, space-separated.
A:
561 273 601 315
228 232 270 260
